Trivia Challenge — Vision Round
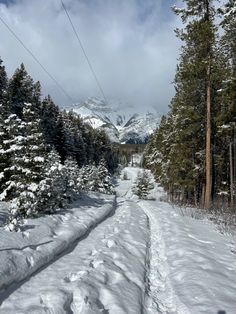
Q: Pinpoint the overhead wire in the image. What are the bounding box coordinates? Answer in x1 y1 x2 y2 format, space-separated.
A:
60 0 109 105
0 14 75 103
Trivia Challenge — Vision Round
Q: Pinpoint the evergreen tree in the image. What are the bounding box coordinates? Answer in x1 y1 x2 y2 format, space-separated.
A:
83 125 95 164
173 0 218 208
64 157 80 200
0 113 22 200
77 161 114 194
0 108 13 193
40 95 60 147
0 58 9 185
37 149 67 214
132 170 154 199
2 103 46 222
144 1 231 206
0 58 118 230
31 81 42 116
95 159 114 194
77 164 94 192
217 0 236 207
8 63 34 117
0 57 7 104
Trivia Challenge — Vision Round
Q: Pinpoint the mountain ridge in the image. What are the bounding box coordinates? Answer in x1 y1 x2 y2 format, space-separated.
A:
64 97 160 144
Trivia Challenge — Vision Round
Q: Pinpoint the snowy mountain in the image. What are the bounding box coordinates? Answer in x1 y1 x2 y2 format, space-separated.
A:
64 97 160 144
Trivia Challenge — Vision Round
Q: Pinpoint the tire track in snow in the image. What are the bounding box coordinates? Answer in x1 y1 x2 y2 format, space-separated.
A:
0 198 117 307
0 193 149 313
140 202 190 314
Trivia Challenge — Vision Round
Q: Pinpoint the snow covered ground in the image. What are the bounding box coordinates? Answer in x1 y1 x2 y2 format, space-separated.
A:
0 194 115 295
0 167 236 313
140 193 236 314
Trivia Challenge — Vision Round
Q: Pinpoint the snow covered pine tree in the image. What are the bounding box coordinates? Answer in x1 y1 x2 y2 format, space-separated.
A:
77 160 114 194
1 104 47 230
132 170 154 199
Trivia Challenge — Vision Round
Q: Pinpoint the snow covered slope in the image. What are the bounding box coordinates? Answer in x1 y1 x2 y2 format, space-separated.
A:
64 97 160 143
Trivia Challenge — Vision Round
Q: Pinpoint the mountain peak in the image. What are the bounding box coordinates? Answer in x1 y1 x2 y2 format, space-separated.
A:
64 98 160 144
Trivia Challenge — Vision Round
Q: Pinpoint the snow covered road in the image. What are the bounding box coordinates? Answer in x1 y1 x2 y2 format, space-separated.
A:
0 167 236 313
0 168 150 313
140 192 236 314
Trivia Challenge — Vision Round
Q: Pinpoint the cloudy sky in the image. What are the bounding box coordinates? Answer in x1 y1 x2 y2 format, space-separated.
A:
0 0 181 113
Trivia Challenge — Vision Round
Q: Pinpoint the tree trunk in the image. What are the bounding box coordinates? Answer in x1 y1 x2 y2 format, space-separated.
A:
204 62 212 209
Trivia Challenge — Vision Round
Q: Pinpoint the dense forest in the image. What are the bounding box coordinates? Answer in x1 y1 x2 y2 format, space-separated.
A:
0 59 118 230
144 0 236 209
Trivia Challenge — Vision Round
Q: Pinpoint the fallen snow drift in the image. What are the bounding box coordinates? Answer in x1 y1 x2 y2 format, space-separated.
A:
0 193 115 293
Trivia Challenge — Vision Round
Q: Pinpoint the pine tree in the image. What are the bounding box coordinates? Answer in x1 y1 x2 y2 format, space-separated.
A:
95 159 114 194
0 104 11 192
2 103 47 223
0 57 7 104
144 1 223 207
0 113 22 201
31 81 42 116
172 0 218 208
132 170 154 199
40 95 60 147
77 161 114 195
0 58 9 186
77 165 90 191
218 0 236 207
37 149 67 214
8 63 34 117
64 157 80 200
83 125 95 164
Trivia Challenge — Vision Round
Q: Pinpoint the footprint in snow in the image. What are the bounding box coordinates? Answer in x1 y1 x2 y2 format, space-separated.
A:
90 259 104 269
113 227 119 233
90 249 98 256
26 256 34 267
64 270 88 283
106 239 116 248
22 231 30 239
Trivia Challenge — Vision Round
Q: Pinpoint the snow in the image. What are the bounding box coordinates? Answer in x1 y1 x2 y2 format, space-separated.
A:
33 157 44 163
0 193 115 293
0 167 236 313
220 124 231 129
65 97 160 144
141 185 236 314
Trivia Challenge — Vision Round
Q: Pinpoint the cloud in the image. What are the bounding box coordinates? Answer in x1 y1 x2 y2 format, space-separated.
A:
0 0 181 113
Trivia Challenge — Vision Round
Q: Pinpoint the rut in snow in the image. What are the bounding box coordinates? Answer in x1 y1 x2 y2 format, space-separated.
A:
141 202 190 314
0 168 150 314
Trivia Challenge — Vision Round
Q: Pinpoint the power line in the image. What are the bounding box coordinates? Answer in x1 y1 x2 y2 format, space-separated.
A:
0 14 75 103
61 0 108 105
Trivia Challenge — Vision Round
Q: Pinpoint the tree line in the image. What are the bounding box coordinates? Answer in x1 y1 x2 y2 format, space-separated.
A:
0 59 118 230
144 0 236 210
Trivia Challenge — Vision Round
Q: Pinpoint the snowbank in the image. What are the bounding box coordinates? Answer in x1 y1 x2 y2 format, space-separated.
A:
0 193 115 293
